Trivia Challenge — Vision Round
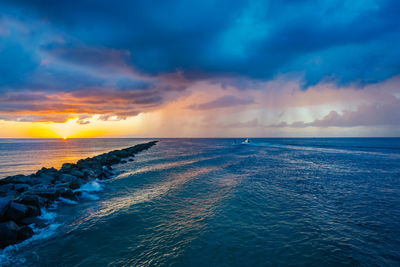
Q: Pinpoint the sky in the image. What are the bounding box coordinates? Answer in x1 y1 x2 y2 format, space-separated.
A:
0 0 399 138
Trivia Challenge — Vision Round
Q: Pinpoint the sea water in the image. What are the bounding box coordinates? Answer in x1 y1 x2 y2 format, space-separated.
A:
0 138 399 266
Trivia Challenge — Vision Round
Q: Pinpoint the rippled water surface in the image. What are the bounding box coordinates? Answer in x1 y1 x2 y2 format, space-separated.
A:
1 138 400 266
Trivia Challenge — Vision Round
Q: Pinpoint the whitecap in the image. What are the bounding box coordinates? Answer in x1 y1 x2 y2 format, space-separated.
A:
59 197 78 205
39 208 57 222
77 180 103 192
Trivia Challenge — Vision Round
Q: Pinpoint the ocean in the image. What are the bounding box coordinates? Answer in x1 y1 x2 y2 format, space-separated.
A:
0 138 400 266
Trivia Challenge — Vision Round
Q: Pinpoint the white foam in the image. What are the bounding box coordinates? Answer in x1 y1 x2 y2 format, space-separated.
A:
39 208 57 222
78 180 103 192
59 197 78 205
31 223 61 240
80 192 100 200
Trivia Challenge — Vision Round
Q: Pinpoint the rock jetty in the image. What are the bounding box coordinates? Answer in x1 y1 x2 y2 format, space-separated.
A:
0 140 158 248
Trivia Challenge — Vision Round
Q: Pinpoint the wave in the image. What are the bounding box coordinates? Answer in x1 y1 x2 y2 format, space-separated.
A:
241 142 271 146
241 141 400 158
73 180 104 201
0 208 61 266
116 155 221 180
59 197 78 205
80 192 100 201
77 180 103 192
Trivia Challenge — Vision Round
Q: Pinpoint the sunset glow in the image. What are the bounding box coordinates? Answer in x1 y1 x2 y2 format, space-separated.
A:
0 1 399 265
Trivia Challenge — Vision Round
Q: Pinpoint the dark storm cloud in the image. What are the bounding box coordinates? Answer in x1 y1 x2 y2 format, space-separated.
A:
4 0 399 83
0 0 400 122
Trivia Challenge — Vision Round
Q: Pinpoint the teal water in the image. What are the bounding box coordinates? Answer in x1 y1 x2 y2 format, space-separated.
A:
1 138 400 266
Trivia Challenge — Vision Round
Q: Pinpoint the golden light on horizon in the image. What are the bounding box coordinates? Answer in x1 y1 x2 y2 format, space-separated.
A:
0 114 156 138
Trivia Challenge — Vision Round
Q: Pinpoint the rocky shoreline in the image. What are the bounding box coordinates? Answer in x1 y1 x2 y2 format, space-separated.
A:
0 140 158 249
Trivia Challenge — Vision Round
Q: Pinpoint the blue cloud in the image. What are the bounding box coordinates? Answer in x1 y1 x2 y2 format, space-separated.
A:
2 0 400 86
0 0 399 122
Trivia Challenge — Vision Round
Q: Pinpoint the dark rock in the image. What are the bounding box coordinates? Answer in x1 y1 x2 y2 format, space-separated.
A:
18 216 46 228
69 179 81 190
36 167 58 177
37 173 55 184
7 190 20 198
118 150 130 158
0 221 19 248
103 170 113 179
82 169 98 181
61 163 75 172
15 194 46 208
0 197 12 218
128 158 134 162
70 169 84 178
0 174 31 185
28 188 59 201
5 202 28 221
0 184 14 194
17 225 34 241
59 174 77 183
27 177 43 186
25 205 41 217
106 155 120 165
60 188 77 200
13 184 30 193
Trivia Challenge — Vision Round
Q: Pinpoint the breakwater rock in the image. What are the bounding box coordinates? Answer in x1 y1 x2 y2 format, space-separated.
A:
0 141 158 248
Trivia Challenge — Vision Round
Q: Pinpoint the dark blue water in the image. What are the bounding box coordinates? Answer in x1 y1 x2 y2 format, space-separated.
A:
1 138 400 266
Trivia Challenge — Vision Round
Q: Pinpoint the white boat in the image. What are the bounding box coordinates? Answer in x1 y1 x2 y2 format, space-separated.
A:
241 138 250 144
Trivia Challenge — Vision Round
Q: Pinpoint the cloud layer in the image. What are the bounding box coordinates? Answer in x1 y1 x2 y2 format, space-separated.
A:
0 0 399 135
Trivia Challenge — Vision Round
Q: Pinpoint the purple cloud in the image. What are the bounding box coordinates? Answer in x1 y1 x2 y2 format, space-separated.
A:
188 95 254 110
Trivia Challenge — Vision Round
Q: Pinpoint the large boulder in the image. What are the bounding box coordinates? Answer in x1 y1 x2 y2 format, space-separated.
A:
60 163 76 172
36 167 57 175
17 225 34 241
0 197 12 218
37 173 56 184
18 217 46 228
70 169 84 179
13 184 30 193
82 169 98 181
0 184 14 196
59 174 77 183
68 179 81 190
25 205 41 217
28 188 59 201
60 188 77 200
5 202 28 221
0 175 31 185
118 150 130 158
15 194 46 208
0 221 19 248
105 155 120 165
